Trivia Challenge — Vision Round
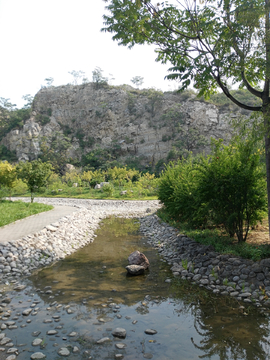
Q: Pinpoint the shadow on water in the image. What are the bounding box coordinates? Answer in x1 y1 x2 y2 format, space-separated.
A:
2 217 270 359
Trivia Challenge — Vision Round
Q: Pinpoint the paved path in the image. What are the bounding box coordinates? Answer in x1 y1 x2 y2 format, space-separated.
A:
0 205 79 245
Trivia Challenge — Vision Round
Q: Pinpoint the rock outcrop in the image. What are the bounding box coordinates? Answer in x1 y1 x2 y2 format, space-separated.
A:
1 83 236 165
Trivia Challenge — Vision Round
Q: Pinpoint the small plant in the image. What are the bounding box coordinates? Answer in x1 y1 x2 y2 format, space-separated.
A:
181 259 188 270
223 278 229 286
102 183 114 197
211 268 218 280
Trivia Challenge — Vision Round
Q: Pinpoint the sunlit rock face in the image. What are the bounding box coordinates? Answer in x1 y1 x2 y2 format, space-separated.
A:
1 83 235 164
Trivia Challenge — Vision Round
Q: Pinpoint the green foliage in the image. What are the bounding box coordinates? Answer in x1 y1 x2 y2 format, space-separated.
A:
197 138 266 242
102 183 114 196
157 208 270 261
0 161 17 193
0 145 17 162
16 159 53 203
158 117 267 242
0 103 32 141
92 67 108 89
158 156 204 226
39 132 72 174
130 76 144 87
35 113 50 126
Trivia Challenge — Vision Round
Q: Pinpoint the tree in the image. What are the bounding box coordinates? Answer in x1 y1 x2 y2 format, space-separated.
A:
16 160 53 203
0 161 17 196
131 76 144 87
68 70 87 85
102 0 270 235
92 67 108 88
39 132 72 175
21 94 33 109
44 77 54 87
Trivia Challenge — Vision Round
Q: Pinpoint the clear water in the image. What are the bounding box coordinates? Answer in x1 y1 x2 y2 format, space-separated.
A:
2 217 270 360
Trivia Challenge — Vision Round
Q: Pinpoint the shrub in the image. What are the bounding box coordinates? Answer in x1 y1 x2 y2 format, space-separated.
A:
158 156 205 225
197 138 267 242
102 183 114 197
158 120 267 242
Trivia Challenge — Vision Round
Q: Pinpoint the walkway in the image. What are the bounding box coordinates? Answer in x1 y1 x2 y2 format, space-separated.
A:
0 205 78 245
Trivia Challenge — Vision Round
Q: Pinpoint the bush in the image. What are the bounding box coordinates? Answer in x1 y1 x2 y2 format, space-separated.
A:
158 123 267 242
102 183 114 197
158 156 205 225
197 138 266 242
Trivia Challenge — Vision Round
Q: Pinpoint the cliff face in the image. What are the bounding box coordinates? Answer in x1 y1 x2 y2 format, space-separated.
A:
1 83 234 167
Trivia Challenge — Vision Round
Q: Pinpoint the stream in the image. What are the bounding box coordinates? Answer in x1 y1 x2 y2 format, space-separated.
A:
1 217 270 359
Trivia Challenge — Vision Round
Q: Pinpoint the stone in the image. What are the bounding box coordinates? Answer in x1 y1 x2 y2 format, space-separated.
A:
22 308 32 316
126 265 145 275
128 250 149 269
57 347 70 356
6 356 17 360
112 328 126 339
30 352 46 359
145 329 157 335
6 347 18 354
46 330 58 335
115 343 127 349
32 338 43 346
96 337 111 344
0 337 11 345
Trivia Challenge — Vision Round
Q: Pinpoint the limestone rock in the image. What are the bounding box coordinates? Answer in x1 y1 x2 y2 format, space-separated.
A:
1 83 234 166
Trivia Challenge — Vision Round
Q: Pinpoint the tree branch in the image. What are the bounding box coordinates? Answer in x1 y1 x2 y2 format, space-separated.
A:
215 75 262 111
241 71 263 98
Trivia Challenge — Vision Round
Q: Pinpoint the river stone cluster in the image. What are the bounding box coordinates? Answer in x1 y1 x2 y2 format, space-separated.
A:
140 214 270 308
0 198 161 284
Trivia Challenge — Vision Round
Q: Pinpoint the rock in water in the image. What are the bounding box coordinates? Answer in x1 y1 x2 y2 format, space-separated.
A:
126 265 145 275
128 250 149 269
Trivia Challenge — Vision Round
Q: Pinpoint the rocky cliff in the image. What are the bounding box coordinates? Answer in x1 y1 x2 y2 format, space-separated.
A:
1 83 235 169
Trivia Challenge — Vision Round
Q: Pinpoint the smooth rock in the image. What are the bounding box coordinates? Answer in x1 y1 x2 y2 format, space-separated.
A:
112 328 127 339
30 352 46 359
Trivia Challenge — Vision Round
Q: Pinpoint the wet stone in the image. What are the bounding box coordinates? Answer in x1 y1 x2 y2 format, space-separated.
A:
6 356 17 360
112 328 126 338
30 352 46 359
96 337 111 344
47 330 58 335
145 329 157 335
32 338 43 346
57 347 70 356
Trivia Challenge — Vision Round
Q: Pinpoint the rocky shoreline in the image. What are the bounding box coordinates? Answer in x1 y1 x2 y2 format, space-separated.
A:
1 197 270 309
0 198 161 285
1 198 270 359
141 214 270 308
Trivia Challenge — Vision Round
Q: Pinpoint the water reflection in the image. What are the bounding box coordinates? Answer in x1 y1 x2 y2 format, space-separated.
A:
23 217 270 359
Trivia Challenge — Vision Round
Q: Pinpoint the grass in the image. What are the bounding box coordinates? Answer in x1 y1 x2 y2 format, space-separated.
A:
11 186 158 201
157 208 270 261
0 200 53 227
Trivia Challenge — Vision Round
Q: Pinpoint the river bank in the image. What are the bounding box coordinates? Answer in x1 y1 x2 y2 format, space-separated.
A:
1 197 270 309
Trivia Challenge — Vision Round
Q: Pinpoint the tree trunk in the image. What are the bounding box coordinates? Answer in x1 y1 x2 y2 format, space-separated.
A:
263 107 270 238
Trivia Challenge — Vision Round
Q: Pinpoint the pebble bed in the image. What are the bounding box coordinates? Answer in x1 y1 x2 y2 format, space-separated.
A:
0 198 161 285
141 214 270 308
0 198 270 359
2 197 270 307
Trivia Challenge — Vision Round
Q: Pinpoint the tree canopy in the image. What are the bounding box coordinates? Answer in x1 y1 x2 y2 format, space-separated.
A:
102 0 267 109
102 0 270 235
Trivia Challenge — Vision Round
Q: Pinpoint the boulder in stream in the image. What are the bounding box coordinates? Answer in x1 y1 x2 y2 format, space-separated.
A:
128 250 149 270
126 264 145 275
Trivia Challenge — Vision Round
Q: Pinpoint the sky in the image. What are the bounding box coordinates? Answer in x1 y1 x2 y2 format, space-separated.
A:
0 0 179 108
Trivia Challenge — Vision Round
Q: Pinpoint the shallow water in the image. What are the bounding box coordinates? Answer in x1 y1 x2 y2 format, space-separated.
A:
2 217 270 359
